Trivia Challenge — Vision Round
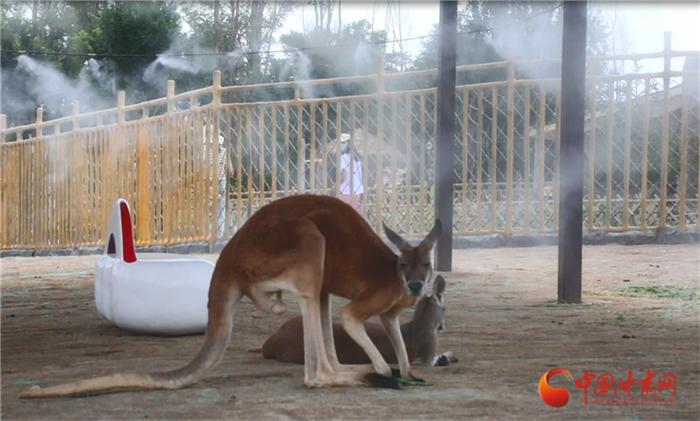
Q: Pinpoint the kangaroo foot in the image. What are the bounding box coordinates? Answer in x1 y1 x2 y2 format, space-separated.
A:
304 370 366 387
390 368 427 384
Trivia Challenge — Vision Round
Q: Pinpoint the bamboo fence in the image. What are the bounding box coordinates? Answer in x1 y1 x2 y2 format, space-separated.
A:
1 45 698 250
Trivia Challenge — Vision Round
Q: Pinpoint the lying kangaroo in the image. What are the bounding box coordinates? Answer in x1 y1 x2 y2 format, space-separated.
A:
262 275 457 367
21 194 441 397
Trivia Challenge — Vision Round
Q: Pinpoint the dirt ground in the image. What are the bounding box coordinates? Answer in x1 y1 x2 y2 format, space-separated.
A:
1 244 699 420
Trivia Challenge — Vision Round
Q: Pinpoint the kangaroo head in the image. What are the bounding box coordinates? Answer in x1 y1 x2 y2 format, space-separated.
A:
383 219 442 298
413 275 447 331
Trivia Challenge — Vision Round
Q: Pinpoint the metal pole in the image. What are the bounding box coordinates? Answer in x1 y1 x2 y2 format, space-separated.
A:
435 1 457 272
557 0 587 303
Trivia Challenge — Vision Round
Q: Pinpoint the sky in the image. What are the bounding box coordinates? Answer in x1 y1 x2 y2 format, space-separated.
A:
279 1 700 67
594 2 700 72
279 2 439 56
598 2 699 52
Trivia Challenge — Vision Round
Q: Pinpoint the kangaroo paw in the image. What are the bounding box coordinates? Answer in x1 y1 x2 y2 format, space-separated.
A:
435 355 450 366
363 373 402 389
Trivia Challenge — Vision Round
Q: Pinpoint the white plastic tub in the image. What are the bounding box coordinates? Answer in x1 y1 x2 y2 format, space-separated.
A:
94 199 213 335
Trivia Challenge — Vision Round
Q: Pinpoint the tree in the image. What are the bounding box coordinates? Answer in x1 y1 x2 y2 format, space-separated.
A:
1 2 82 76
83 1 180 95
179 1 292 86
1 2 84 125
311 0 336 32
413 1 610 79
279 20 386 83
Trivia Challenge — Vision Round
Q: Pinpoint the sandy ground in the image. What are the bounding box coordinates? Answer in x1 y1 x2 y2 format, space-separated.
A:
1 244 699 420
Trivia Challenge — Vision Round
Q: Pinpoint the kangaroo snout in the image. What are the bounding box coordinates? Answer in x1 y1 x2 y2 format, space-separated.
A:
407 281 424 296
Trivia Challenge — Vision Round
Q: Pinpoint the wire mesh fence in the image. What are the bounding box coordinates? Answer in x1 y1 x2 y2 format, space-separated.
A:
1 50 698 250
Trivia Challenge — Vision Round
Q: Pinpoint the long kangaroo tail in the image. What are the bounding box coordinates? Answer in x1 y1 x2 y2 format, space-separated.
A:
20 283 242 398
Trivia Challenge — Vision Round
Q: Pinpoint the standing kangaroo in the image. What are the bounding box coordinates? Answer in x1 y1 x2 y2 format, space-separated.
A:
21 195 441 398
262 275 457 367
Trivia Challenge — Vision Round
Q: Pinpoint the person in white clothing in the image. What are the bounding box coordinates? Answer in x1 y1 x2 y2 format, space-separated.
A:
338 133 364 213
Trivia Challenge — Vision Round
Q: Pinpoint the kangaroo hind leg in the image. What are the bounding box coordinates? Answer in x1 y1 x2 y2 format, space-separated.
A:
285 218 336 387
320 291 341 369
291 218 367 387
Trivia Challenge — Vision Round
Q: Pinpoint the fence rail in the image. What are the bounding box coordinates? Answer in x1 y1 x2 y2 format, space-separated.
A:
2 47 698 250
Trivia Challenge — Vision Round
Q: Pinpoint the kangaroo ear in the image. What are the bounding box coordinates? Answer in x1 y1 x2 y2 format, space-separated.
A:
383 222 410 251
420 219 442 249
433 275 446 297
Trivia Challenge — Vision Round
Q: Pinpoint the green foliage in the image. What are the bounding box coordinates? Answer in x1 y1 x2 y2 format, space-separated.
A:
1 1 181 122
1 2 82 125
1 2 80 74
178 1 293 85
87 1 180 93
412 2 501 75
279 20 387 81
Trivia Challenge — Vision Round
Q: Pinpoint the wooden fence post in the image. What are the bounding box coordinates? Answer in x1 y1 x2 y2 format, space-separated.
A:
586 59 597 231
212 70 221 107
126 87 149 244
71 101 80 130
71 100 83 246
295 87 305 193
375 56 386 231
136 125 151 244
0 114 5 248
210 70 222 251
35 106 44 138
1 114 6 140
117 91 126 124
36 106 45 246
34 107 44 246
659 32 671 228
115 91 125 220
505 62 515 235
377 56 385 94
166 80 175 112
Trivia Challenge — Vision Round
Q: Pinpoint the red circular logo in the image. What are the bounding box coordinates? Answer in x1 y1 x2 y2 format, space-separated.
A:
539 368 574 408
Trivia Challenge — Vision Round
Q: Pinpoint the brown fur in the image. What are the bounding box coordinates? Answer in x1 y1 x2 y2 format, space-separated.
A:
21 195 441 398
